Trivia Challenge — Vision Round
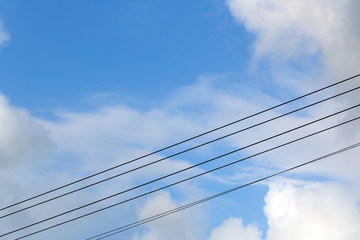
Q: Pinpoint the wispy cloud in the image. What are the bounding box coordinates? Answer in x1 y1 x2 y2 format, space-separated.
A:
0 22 10 47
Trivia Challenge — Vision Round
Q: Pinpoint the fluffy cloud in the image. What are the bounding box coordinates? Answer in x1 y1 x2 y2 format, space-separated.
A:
132 191 205 240
225 0 360 185
0 94 53 167
0 93 54 236
209 181 360 240
207 217 262 240
264 181 360 240
227 0 360 78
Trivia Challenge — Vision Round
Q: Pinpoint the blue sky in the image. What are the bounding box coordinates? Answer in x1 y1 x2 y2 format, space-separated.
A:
1 1 360 240
0 0 253 114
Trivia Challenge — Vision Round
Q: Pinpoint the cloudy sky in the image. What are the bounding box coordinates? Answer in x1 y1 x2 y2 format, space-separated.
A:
0 0 360 239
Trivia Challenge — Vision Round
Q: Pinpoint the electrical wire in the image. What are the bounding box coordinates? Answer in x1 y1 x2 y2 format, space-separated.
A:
6 111 360 239
85 141 360 240
3 83 360 219
3 103 359 236
1 74 359 212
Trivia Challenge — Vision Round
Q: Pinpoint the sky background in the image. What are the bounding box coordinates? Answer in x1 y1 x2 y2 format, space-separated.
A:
0 0 360 240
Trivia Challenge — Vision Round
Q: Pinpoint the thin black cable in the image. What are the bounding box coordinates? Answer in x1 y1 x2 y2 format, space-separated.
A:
6 112 360 239
86 141 360 240
17 127 360 240
3 103 359 235
2 73 359 212
4 84 360 219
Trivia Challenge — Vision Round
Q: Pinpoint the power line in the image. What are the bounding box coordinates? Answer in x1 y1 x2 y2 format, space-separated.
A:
3 103 359 235
7 112 360 239
1 73 359 212
85 141 360 240
3 83 360 219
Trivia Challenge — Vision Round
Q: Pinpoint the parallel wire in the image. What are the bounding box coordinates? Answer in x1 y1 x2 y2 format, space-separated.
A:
7 111 360 239
1 73 359 212
86 141 360 240
4 103 359 236
3 83 360 219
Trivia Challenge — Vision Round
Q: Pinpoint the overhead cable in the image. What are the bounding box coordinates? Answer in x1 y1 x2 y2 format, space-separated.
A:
6 111 360 239
85 141 360 240
2 82 360 219
1 74 359 212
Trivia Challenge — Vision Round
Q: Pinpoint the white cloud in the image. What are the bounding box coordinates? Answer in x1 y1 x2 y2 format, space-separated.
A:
206 181 360 240
225 0 360 186
227 0 345 56
264 181 360 240
0 93 54 236
132 191 205 240
0 94 53 167
226 0 360 78
44 105 198 160
207 217 262 240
